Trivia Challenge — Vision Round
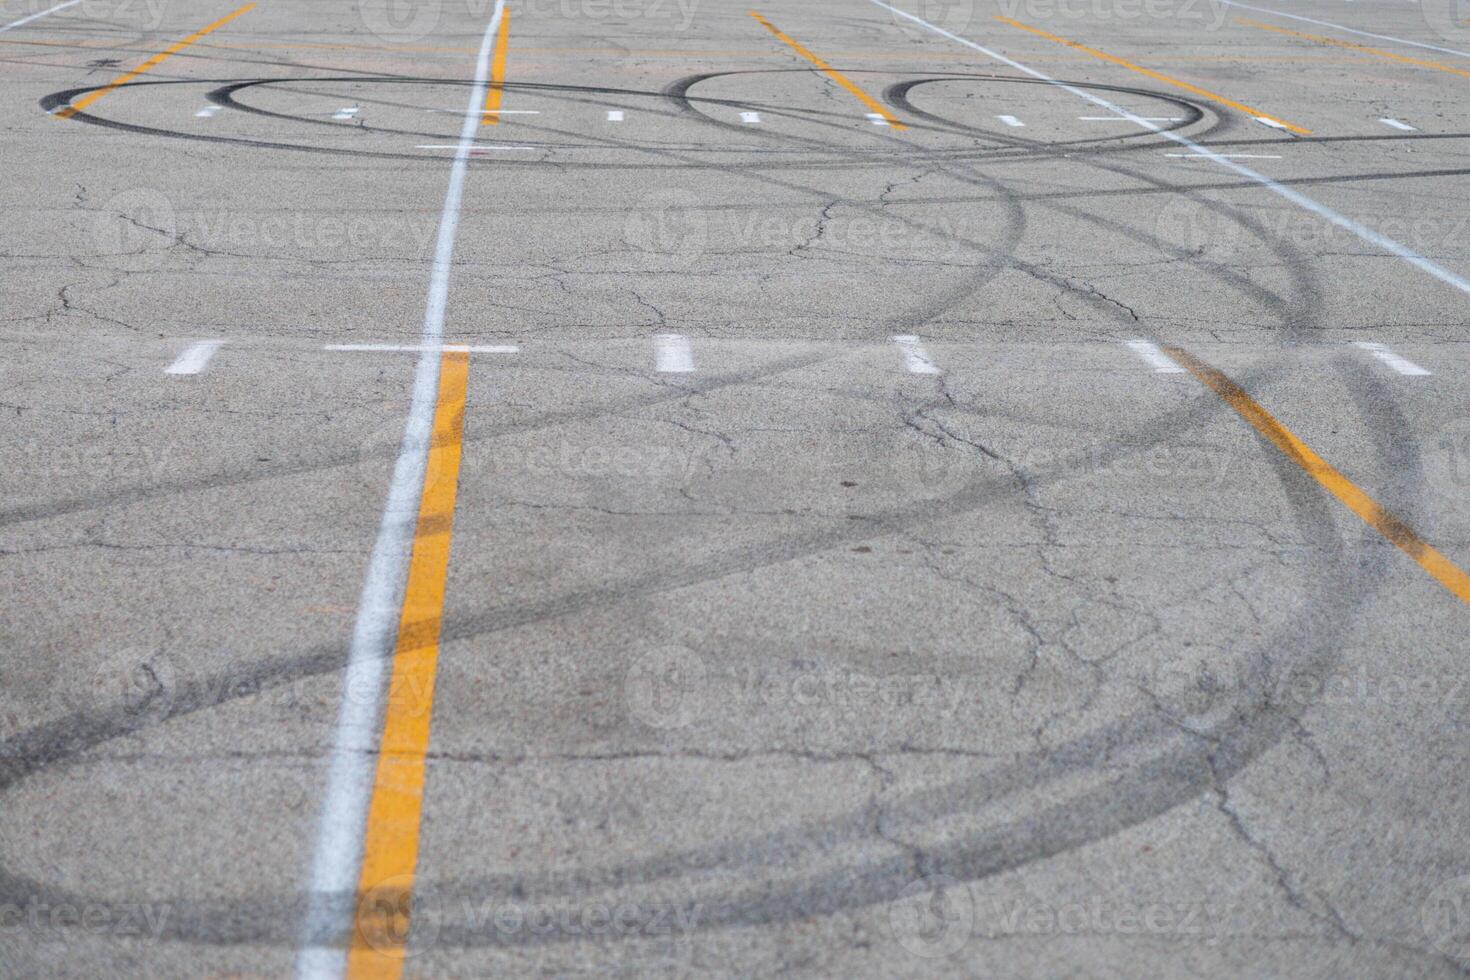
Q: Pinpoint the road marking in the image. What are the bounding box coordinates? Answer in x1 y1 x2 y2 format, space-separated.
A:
1166 152 1281 158
1380 117 1417 131
748 11 906 129
1080 115 1181 121
871 0 1470 301
892 334 941 374
1352 341 1430 375
327 344 518 354
607 109 624 121
482 3 511 125
414 143 533 150
866 111 890 126
296 4 505 977
333 107 359 120
1215 0 1470 61
165 340 224 375
1165 344 1470 606
654 334 695 372
1235 16 1470 79
346 348 468 979
997 113 1025 126
1124 339 1184 373
51 4 255 118
0 0 79 34
195 105 220 118
993 15 1311 135
741 110 761 123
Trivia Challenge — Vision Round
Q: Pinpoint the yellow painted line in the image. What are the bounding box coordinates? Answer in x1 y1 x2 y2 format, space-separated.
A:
481 4 511 125
52 3 255 118
994 15 1311 135
1235 16 1470 81
1164 344 1470 606
346 350 469 978
748 10 905 130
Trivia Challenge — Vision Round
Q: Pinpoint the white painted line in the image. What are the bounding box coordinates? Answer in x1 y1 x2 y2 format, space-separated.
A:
996 114 1025 127
415 143 534 150
1353 341 1430 375
165 340 224 375
326 343 517 354
869 0 1470 302
866 112 890 126
653 334 694 372
741 110 761 124
195 105 220 118
1080 115 1182 121
0 0 79 33
607 109 624 121
1215 0 1470 61
1380 117 1416 131
892 334 941 374
332 107 359 120
1166 153 1281 159
296 3 506 978
1253 116 1289 130
1124 339 1184 373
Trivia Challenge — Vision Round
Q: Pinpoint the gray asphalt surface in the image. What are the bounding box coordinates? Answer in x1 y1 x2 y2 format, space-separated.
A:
3 0 1470 975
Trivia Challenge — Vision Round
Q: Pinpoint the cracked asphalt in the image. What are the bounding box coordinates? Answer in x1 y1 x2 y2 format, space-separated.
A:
3 0 1470 975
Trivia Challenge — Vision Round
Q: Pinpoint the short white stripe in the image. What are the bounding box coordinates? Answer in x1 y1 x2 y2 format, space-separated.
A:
868 0 1470 302
325 343 517 354
607 109 624 121
195 105 220 118
741 111 761 123
332 107 358 120
0 0 79 33
1380 117 1416 131
1125 339 1184 373
996 114 1025 127
654 334 695 373
1352 341 1431 376
165 340 224 375
892 334 941 374
866 112 890 126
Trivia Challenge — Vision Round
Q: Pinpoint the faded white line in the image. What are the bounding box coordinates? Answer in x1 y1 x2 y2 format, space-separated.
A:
869 0 1470 300
165 340 224 375
195 105 220 118
996 113 1025 126
1216 0 1470 60
607 109 624 121
332 106 358 120
654 333 694 372
866 111 890 126
326 343 518 353
1380 117 1417 131
892 334 941 374
1353 341 1430 375
1125 339 1184 373
296 2 506 977
741 110 761 123
0 0 79 33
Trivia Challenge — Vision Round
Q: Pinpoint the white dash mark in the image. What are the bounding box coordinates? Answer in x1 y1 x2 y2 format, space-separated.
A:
607 109 624 121
1253 116 1289 130
332 107 359 120
892 334 941 374
741 111 761 124
166 340 224 375
1379 117 1416 131
1124 339 1184 373
654 334 694 373
1352 341 1430 375
996 114 1025 127
325 343 518 354
866 112 890 126
195 105 220 118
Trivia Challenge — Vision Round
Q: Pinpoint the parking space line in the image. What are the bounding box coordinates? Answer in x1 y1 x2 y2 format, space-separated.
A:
1166 345 1470 606
0 0 79 34
1236 16 1470 79
993 15 1311 134
1124 339 1184 373
165 340 224 375
481 4 511 125
346 348 469 978
1353 341 1431 375
654 334 694 372
892 334 941 374
748 11 906 129
51 3 255 119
